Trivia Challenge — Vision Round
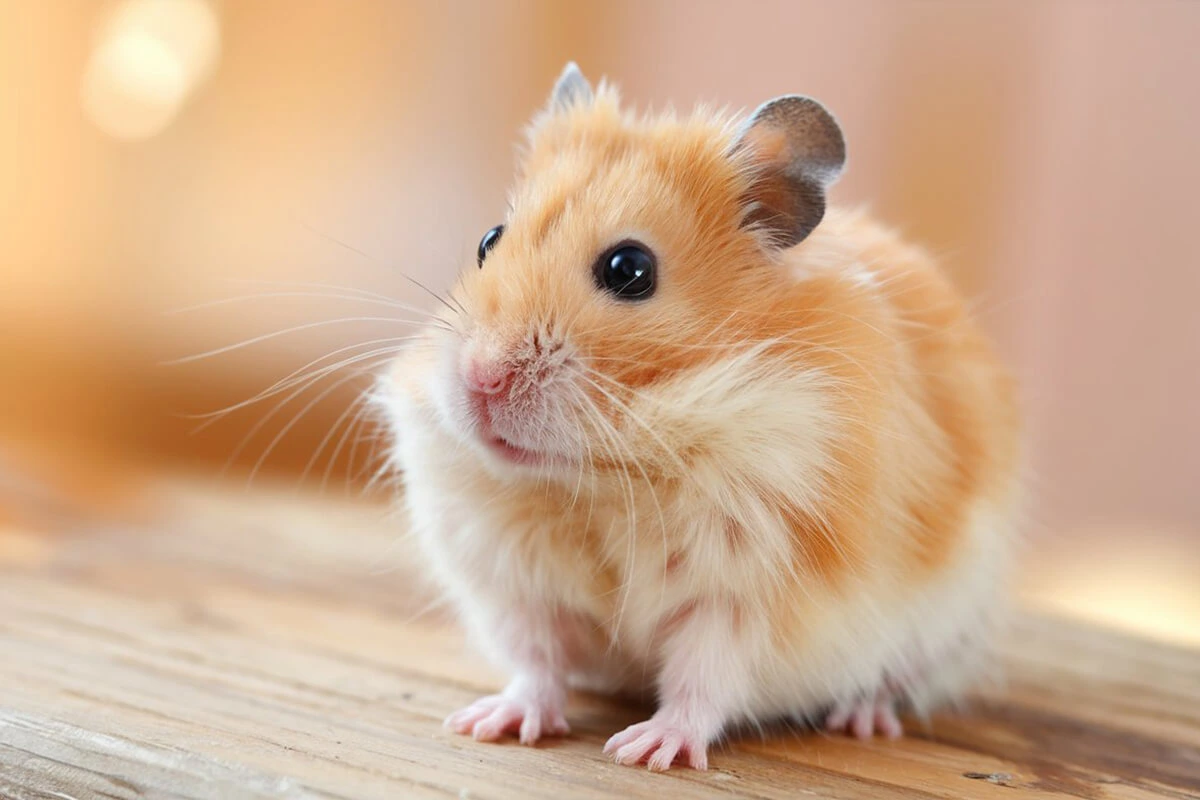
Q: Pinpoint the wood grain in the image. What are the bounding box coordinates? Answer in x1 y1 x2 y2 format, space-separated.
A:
0 482 1197 800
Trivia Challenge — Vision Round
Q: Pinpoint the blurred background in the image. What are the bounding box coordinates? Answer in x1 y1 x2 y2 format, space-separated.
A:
1 1 1197 643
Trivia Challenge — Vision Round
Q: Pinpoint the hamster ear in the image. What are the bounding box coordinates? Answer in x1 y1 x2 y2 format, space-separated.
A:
730 96 846 249
548 62 594 111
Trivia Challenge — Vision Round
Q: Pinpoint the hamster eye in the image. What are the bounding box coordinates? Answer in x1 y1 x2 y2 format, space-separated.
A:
595 242 656 300
477 224 504 268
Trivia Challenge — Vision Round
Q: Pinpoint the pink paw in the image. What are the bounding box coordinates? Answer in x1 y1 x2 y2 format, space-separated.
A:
603 715 709 771
444 693 569 745
825 695 903 740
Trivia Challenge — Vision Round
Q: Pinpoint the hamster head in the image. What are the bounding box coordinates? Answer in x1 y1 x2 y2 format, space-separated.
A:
425 63 846 479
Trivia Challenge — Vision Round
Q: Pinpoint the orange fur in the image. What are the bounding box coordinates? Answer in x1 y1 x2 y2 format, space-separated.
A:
383 73 1022 769
463 88 1017 589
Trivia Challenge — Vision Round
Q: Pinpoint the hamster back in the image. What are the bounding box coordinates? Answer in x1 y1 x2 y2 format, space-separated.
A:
381 63 1021 771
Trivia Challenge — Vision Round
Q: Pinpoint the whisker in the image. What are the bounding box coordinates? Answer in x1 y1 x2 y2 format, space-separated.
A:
571 368 691 477
245 364 387 488
579 410 635 634
217 348 404 476
186 337 424 425
332 391 387 494
225 276 427 307
163 317 445 366
164 290 448 319
301 390 372 492
570 384 661 645
345 391 382 493
291 219 466 318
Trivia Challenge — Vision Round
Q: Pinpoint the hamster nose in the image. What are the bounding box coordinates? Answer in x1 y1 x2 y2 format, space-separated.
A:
465 359 513 397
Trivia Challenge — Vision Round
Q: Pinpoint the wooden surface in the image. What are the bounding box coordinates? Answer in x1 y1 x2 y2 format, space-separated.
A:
1 482 1198 800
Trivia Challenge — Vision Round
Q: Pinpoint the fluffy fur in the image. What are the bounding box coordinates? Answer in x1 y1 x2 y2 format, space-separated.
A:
380 68 1021 771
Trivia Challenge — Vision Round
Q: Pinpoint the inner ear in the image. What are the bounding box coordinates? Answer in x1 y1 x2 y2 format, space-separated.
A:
730 96 846 249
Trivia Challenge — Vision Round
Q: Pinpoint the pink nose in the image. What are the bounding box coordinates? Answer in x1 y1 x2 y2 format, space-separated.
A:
465 359 513 397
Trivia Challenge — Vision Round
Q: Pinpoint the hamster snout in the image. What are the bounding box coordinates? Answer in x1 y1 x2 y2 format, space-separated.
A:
448 331 581 468
460 356 526 464
463 357 513 398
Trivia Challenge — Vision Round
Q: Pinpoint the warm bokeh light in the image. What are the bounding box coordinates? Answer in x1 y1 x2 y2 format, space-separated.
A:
1023 527 1200 647
80 0 219 141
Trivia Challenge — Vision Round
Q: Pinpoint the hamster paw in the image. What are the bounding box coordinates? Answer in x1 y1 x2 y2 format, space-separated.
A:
603 715 709 771
824 694 903 740
444 692 570 745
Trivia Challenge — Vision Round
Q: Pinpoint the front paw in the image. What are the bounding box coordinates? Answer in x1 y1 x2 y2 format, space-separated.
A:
445 692 570 745
603 714 710 771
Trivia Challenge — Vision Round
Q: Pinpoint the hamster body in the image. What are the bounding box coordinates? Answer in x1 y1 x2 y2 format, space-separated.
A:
382 64 1021 771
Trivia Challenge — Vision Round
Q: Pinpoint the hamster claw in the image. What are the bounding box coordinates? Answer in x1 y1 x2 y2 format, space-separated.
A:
445 692 570 744
604 716 709 770
825 694 903 740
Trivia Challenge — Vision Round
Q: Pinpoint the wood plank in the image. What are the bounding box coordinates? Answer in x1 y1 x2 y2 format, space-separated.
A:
0 481 1197 799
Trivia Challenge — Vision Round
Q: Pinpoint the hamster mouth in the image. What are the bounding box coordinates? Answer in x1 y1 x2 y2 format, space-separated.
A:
463 383 566 469
469 402 549 467
482 432 546 466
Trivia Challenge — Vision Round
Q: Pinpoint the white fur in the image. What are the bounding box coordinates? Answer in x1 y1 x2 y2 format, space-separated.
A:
382 323 1014 746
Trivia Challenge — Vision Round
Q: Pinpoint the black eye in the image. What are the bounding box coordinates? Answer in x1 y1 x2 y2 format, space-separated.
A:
595 242 656 299
477 224 504 268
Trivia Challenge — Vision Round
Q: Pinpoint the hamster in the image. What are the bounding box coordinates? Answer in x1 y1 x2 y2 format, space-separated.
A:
380 63 1022 771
